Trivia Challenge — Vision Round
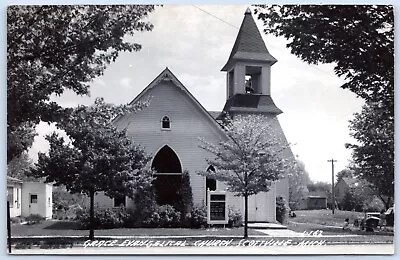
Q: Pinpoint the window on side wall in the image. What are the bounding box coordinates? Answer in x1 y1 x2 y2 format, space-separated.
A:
30 194 38 204
161 116 171 130
114 195 126 207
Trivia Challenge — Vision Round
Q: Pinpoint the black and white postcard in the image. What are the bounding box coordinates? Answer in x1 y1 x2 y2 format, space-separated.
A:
5 3 395 255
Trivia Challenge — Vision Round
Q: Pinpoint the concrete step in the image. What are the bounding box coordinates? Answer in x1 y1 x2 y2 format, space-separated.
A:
247 222 287 229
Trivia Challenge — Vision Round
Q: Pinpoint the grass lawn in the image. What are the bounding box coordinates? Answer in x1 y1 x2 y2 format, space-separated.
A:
11 220 261 237
290 209 364 226
286 209 394 239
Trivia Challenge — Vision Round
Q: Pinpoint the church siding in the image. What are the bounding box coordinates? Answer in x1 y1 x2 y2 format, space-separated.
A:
91 81 292 219
79 9 294 224
85 192 135 210
114 81 227 206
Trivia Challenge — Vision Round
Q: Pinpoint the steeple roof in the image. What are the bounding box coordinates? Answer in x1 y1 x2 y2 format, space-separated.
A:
221 8 277 71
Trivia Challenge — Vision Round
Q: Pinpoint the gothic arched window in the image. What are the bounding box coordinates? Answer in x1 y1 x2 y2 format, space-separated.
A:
161 115 171 129
205 165 217 206
206 165 217 191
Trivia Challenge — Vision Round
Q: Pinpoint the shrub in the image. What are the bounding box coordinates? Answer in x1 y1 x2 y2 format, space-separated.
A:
121 207 137 228
363 196 385 212
11 217 22 224
276 197 289 224
144 205 181 228
289 202 297 211
186 206 207 228
342 190 363 211
77 207 131 229
228 208 243 227
26 214 44 225
178 170 193 224
133 183 158 226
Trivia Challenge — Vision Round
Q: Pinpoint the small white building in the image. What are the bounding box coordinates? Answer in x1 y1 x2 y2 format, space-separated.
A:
7 176 53 220
21 182 53 219
7 176 23 218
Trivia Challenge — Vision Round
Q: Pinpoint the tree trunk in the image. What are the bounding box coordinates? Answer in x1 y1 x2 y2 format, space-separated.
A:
89 190 95 240
244 193 248 238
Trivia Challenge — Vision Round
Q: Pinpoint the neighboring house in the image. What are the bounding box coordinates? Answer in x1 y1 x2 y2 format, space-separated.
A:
335 177 383 211
307 191 328 210
7 176 22 218
91 8 295 222
7 176 53 219
335 177 368 203
307 196 327 210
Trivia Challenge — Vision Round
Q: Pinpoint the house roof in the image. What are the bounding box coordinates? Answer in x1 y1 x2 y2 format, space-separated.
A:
121 68 228 138
341 177 369 188
308 195 327 199
7 176 23 184
218 94 282 117
308 191 328 198
221 8 277 71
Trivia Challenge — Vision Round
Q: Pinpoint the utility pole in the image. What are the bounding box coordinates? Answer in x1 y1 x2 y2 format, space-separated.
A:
327 159 337 214
7 200 11 253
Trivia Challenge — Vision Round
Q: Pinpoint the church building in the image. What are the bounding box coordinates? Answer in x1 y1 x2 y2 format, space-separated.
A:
95 8 295 223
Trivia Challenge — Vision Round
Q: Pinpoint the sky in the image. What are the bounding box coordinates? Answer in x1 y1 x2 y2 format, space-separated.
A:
24 5 365 183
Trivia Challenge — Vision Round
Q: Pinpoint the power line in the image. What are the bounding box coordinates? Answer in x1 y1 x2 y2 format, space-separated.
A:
192 5 241 31
192 5 284 51
191 5 343 82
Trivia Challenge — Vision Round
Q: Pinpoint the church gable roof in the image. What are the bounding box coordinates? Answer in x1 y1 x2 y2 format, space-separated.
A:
221 8 277 71
125 68 227 137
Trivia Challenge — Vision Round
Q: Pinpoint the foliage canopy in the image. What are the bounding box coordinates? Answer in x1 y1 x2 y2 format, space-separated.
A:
254 5 394 205
30 98 153 238
254 5 394 111
7 5 155 162
346 102 394 206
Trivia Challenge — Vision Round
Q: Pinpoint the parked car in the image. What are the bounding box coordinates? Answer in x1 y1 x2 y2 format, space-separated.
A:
366 212 380 218
365 216 380 231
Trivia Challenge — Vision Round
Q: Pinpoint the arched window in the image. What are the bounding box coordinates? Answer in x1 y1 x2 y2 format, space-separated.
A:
206 166 217 206
206 165 217 191
161 116 170 129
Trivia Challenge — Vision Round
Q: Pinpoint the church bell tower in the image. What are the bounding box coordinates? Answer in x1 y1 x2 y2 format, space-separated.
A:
220 7 282 116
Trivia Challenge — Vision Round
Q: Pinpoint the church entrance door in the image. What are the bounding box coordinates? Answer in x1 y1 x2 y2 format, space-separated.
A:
152 145 183 208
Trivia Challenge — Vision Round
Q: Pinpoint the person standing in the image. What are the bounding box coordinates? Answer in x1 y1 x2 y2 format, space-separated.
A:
379 209 387 231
